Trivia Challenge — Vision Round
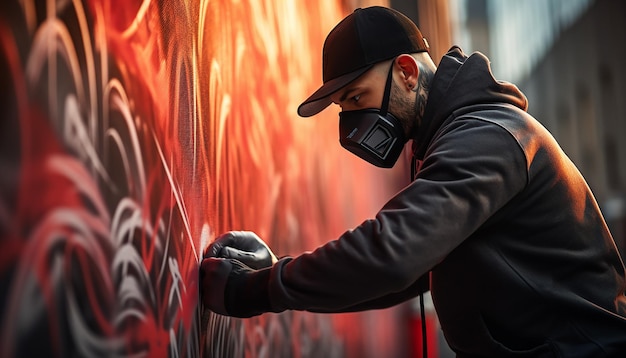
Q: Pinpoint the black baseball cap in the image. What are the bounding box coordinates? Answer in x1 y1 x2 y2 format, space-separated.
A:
297 6 429 117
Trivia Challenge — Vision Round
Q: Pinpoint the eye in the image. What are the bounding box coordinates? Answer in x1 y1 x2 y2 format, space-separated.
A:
351 94 361 103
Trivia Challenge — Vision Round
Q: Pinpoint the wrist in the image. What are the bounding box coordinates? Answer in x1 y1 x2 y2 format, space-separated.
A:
225 265 272 317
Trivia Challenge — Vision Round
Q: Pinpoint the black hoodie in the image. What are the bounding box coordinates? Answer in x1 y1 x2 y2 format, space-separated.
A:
233 47 626 357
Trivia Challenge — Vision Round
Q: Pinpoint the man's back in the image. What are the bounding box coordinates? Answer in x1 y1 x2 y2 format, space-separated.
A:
429 102 626 356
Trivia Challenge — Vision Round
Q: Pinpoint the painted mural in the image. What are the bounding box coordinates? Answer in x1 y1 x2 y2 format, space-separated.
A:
0 0 412 357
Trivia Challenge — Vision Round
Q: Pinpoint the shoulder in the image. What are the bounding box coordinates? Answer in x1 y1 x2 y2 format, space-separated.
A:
420 105 531 184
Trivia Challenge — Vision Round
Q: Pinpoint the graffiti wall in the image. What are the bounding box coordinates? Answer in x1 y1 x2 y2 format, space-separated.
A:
0 0 410 357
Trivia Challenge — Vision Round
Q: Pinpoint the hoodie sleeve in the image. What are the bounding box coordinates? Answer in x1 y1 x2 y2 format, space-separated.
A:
240 116 528 315
307 274 430 313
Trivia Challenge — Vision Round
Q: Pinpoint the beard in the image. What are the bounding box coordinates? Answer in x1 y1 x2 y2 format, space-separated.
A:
389 80 419 139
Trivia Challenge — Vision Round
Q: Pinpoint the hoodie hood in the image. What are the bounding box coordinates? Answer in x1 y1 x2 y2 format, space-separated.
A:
413 46 528 159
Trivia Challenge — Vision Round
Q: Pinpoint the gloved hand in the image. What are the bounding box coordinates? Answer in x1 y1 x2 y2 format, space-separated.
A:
205 231 277 270
200 257 271 317
200 257 233 316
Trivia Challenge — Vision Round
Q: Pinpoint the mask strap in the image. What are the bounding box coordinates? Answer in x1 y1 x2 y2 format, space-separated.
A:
379 57 396 117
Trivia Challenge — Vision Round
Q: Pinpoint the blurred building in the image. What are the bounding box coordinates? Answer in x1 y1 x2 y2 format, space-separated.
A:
450 0 626 254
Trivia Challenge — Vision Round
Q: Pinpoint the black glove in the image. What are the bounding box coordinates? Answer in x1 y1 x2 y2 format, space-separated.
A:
205 231 277 269
200 257 272 318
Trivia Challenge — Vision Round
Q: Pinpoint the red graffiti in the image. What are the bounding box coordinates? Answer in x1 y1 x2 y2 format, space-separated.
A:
0 1 408 357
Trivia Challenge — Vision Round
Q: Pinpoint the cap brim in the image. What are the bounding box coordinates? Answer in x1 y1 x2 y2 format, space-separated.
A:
297 65 373 117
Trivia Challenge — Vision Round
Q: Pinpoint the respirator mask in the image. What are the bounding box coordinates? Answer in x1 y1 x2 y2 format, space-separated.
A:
339 60 407 168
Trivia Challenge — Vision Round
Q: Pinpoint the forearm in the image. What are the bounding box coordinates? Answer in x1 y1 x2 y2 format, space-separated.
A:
308 273 429 313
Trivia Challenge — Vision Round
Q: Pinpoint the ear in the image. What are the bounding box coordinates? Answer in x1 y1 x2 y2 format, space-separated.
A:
395 54 419 91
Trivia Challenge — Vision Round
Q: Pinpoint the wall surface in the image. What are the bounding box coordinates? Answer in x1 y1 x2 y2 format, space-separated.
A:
0 0 410 357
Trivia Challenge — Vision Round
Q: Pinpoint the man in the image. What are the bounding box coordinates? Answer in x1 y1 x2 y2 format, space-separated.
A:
201 6 626 356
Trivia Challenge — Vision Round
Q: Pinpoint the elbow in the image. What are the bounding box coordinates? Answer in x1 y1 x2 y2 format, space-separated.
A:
380 264 421 291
